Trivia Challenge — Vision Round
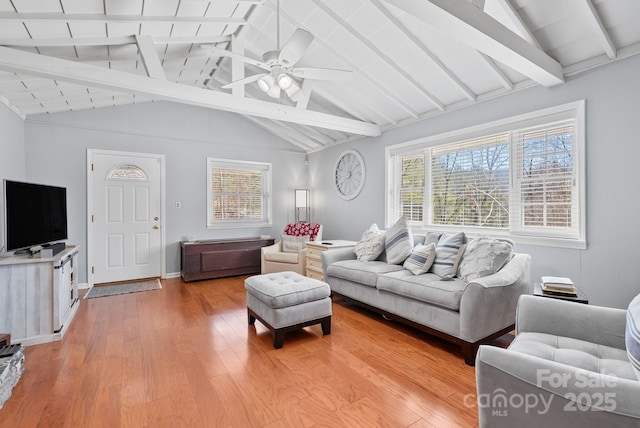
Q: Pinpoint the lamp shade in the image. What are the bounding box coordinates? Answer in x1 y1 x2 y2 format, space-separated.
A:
295 189 309 208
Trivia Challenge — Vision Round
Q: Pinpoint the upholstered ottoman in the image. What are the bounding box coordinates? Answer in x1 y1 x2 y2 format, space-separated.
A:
245 271 332 349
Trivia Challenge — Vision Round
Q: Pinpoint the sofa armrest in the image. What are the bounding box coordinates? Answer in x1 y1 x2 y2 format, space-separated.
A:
476 345 640 426
321 247 356 279
261 242 282 254
516 294 627 349
459 254 531 343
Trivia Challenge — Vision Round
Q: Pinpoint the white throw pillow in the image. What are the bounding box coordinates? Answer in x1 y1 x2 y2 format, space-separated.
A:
384 216 414 264
354 224 386 261
457 236 513 282
626 293 640 380
430 232 465 279
403 243 436 275
281 234 309 253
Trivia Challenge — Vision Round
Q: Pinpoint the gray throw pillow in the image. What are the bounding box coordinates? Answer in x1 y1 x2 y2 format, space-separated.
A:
457 236 513 283
626 293 640 380
430 232 465 279
384 216 414 264
354 224 386 261
281 234 309 253
403 243 436 275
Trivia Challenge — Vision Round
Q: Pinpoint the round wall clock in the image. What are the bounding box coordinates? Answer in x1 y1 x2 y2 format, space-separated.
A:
334 149 366 200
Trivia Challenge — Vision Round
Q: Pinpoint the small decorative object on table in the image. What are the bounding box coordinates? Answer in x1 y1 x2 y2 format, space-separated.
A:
534 276 588 304
541 276 577 295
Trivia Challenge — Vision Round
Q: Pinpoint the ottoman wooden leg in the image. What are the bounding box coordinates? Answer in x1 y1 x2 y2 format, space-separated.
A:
248 309 256 325
273 330 285 349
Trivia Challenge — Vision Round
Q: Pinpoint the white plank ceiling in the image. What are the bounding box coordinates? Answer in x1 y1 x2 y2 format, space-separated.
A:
0 0 638 151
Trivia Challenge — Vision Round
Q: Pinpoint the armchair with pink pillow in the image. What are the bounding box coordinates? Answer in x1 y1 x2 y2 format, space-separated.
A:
261 223 323 275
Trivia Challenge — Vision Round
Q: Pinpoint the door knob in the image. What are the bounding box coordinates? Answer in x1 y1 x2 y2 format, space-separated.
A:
153 225 160 230
154 216 159 221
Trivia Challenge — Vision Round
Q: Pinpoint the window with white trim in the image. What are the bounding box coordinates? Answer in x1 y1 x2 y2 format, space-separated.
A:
386 101 585 247
207 158 272 228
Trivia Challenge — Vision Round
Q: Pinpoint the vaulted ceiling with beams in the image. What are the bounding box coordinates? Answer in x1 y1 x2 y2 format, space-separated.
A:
0 0 638 152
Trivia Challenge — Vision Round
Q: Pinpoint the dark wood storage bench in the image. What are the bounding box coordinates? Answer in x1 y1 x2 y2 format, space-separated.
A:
180 237 274 282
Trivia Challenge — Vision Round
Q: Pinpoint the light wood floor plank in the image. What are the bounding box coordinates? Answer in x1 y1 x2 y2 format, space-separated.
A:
0 275 510 427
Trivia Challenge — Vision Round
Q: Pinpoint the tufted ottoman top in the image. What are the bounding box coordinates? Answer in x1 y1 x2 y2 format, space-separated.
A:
245 271 330 309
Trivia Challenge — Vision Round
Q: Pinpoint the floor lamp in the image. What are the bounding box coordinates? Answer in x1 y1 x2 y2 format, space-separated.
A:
295 189 310 223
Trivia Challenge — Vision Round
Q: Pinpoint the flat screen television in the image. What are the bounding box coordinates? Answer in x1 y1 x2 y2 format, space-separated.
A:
3 180 68 252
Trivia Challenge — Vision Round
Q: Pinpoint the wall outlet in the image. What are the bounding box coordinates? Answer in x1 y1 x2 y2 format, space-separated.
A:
175 202 181 208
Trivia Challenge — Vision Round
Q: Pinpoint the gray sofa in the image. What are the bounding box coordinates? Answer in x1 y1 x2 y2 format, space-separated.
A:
321 235 531 365
476 295 640 427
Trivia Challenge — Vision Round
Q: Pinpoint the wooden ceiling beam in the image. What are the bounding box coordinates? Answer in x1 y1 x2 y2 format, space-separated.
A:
0 12 245 26
0 35 231 48
135 35 166 80
580 0 616 60
385 0 564 87
493 0 542 49
0 46 380 136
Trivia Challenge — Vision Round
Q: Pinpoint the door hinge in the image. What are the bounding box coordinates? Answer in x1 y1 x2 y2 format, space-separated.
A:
92 266 95 274
91 215 94 222
91 163 94 171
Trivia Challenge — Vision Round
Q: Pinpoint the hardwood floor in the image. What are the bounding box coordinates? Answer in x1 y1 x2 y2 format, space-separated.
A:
0 276 501 427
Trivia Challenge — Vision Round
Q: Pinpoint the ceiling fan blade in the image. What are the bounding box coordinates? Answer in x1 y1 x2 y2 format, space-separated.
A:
221 73 268 89
200 45 269 70
278 29 314 67
290 67 354 82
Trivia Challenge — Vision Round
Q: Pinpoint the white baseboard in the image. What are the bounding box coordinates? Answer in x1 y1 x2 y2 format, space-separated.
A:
163 272 181 279
78 282 90 290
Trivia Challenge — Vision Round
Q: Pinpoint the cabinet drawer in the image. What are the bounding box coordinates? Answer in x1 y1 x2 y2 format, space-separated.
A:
307 247 324 258
307 257 323 271
306 268 324 281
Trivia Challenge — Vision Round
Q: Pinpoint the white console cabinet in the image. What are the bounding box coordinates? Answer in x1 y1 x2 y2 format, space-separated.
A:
0 245 80 345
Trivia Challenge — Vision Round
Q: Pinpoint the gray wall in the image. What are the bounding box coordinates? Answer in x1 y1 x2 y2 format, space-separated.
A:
0 104 26 252
310 54 640 309
24 101 307 282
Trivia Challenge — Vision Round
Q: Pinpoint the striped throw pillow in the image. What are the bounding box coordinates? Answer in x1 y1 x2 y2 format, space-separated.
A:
626 293 640 380
431 232 465 279
384 216 414 264
403 243 436 275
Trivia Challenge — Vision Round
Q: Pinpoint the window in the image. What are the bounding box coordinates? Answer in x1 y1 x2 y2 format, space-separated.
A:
207 158 272 228
386 101 585 248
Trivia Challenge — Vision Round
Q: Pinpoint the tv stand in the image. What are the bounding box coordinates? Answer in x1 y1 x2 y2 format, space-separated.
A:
0 245 80 345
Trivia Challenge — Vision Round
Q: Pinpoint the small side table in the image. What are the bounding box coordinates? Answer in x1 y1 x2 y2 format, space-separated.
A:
0 333 10 347
533 283 589 304
306 240 357 281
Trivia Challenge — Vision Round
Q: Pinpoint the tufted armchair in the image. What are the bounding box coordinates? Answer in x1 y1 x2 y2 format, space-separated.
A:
261 223 323 275
475 294 640 427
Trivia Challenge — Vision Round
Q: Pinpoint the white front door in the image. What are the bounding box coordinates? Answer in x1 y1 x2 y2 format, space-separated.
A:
89 151 164 284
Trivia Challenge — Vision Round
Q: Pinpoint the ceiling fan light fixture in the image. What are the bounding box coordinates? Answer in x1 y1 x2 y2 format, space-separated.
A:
257 74 274 92
277 73 293 90
267 84 281 99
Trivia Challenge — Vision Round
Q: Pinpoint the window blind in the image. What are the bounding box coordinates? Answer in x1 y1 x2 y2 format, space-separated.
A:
430 133 510 227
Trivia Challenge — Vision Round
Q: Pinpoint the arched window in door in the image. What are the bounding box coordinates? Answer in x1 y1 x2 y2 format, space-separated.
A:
106 164 148 181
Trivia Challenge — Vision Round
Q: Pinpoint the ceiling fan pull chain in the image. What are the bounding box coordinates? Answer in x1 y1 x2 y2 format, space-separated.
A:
276 0 280 50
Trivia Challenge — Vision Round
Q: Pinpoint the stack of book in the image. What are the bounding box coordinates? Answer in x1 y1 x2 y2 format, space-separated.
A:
541 276 577 296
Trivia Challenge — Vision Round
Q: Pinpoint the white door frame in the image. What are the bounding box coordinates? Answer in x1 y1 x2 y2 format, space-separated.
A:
87 149 166 287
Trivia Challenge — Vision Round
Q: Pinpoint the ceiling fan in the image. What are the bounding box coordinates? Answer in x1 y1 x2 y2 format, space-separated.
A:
203 0 353 102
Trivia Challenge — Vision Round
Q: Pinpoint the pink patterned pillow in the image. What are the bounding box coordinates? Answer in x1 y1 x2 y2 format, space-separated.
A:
284 223 321 241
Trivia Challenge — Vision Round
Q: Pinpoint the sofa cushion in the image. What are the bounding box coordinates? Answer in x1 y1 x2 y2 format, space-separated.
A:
377 270 467 311
431 232 465 279
327 260 404 288
354 223 386 261
457 236 513 282
384 216 414 264
403 243 436 275
263 250 299 264
510 332 638 381
626 293 640 380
